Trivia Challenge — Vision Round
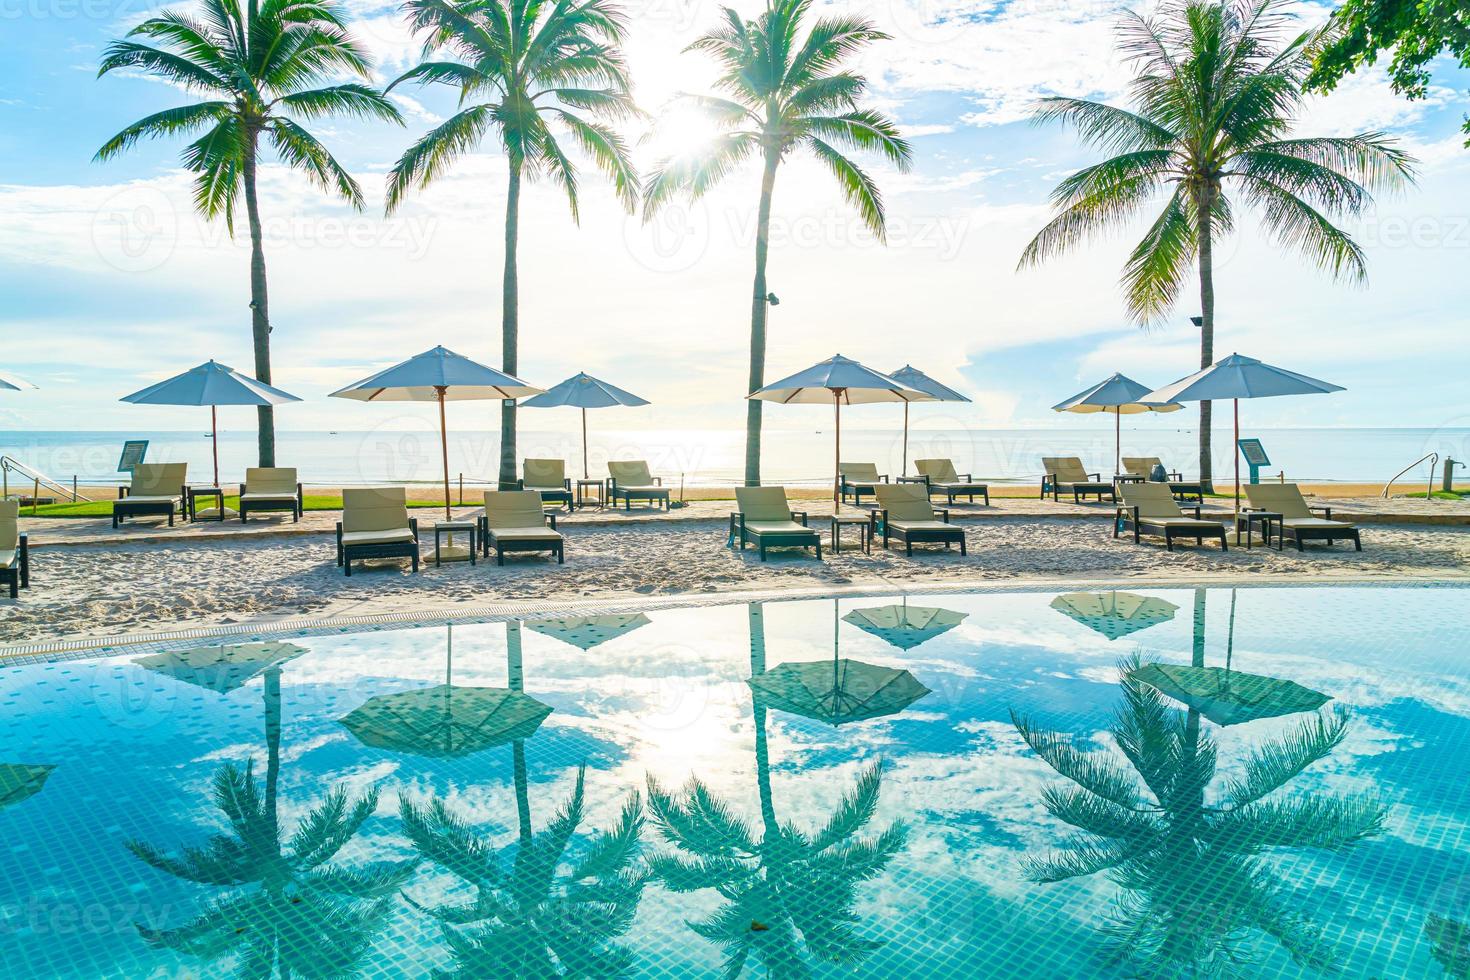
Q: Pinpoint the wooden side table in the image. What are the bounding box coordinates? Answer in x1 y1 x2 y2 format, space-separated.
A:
830 512 871 554
433 520 478 566
187 486 224 522
1236 510 1282 550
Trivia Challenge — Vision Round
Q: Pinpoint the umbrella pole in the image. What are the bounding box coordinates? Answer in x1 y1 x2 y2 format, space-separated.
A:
210 404 220 488
581 407 589 481
834 391 842 508
902 402 909 477
1114 410 1120 478
437 387 452 521
1233 397 1241 540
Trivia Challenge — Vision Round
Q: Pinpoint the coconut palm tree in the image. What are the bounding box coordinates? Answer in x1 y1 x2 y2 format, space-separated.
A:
1018 0 1414 491
1011 655 1387 977
642 0 912 487
127 668 416 976
96 0 402 468
385 0 640 489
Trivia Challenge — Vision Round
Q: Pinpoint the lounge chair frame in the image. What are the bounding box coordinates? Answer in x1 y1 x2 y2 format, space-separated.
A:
518 478 573 511
1114 503 1228 551
1041 472 1115 503
1120 457 1204 504
113 486 187 527
479 510 565 565
336 518 420 575
239 478 304 523
1 534 28 599
838 464 888 506
607 461 670 511
729 510 821 561
869 507 966 556
1242 490 1362 552
912 460 990 506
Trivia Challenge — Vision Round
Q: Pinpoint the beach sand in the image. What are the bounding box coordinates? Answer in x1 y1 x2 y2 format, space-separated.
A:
5 510 1467 651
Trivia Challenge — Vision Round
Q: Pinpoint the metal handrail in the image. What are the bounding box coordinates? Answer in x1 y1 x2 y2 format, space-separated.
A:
1 456 90 502
1381 452 1438 499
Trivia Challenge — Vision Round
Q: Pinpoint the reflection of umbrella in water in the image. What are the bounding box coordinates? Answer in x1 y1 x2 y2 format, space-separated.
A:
748 600 931 726
1133 589 1330 726
134 640 307 694
526 613 651 651
341 626 552 758
0 763 54 811
842 600 967 651
1050 591 1179 641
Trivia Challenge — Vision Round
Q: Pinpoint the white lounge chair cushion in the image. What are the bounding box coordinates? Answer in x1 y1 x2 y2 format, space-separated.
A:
888 519 960 533
1140 517 1225 530
0 549 15 569
743 520 813 536
118 495 181 506
489 526 563 542
618 484 666 493
609 461 656 486
340 528 416 547
1282 517 1355 531
735 488 793 522
245 468 298 495
240 492 298 502
929 481 986 491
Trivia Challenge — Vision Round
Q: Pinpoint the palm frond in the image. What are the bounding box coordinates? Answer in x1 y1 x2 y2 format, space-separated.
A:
803 110 911 170
1011 710 1145 811
269 117 366 210
1219 708 1351 807
95 102 232 161
805 136 886 238
275 83 402 123
398 793 502 888
385 103 495 212
641 132 760 219
1212 793 1387 852
1121 186 1198 325
1029 97 1178 154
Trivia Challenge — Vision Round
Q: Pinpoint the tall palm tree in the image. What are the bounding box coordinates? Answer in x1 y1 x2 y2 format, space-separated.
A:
386 0 640 489
643 0 912 487
1011 655 1387 977
128 667 416 976
96 0 401 468
1018 0 1413 490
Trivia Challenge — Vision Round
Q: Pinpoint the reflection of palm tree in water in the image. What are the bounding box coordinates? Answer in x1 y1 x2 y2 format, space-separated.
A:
128 663 416 977
1012 589 1388 977
646 602 908 978
1427 875 1470 978
399 620 646 977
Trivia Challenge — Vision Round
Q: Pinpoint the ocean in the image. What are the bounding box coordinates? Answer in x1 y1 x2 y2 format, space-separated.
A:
1 426 1465 490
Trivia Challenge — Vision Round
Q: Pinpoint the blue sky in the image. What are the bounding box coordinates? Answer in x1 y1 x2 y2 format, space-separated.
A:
1 0 1468 437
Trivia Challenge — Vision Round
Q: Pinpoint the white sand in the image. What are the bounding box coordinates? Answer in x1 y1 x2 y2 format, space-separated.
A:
5 515 1467 650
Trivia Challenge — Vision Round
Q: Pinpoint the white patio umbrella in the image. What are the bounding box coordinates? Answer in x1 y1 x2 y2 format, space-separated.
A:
1053 373 1183 477
521 372 650 479
887 365 970 476
329 346 544 520
121 360 302 488
0 372 37 392
1145 353 1343 514
749 354 933 506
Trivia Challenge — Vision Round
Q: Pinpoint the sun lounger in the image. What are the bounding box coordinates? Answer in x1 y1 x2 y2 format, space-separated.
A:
0 500 30 599
1245 483 1361 551
730 487 821 560
239 467 303 522
872 483 967 556
839 462 888 506
1121 456 1203 503
520 459 574 511
913 458 990 506
479 490 565 565
607 461 669 511
1115 482 1227 551
1042 457 1116 503
336 487 419 576
113 463 188 528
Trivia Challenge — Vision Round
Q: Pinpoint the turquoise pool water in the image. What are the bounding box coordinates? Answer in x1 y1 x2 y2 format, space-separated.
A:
0 585 1467 978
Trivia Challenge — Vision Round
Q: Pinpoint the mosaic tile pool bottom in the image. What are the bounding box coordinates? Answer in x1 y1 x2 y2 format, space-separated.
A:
0 585 1467 978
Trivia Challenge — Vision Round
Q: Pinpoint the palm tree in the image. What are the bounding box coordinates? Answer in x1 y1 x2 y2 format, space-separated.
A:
1018 0 1414 490
96 0 401 468
1011 655 1387 977
128 668 416 976
385 0 640 489
643 0 912 487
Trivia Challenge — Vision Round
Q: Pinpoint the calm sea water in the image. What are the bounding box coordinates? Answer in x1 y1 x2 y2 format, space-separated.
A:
0 585 1466 977
2 426 1466 487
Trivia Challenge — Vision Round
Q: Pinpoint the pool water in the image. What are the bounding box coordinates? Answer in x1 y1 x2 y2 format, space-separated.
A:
1 585 1467 978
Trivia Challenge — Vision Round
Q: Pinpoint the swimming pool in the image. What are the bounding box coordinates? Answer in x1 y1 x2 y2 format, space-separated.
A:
0 584 1466 978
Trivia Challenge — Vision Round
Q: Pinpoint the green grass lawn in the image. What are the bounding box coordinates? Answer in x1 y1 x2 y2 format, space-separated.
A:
1404 490 1469 501
24 495 462 519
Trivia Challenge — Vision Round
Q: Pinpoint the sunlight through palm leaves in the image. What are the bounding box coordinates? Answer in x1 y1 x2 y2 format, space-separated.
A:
95 0 402 467
399 765 646 977
1011 656 1386 977
386 0 640 488
642 0 911 487
1018 0 1414 489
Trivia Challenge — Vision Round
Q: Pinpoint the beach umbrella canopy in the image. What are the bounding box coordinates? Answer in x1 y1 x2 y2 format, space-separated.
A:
750 354 933 504
748 658 931 726
1051 591 1180 641
1053 373 1183 477
0 763 54 812
842 602 968 650
135 641 307 695
526 613 651 651
887 365 971 475
1145 353 1343 510
330 346 544 520
0 372 37 392
121 360 301 487
1131 662 1330 727
522 373 650 479
342 685 552 758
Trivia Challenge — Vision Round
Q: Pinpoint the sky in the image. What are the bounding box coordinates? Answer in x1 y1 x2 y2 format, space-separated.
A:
1 0 1468 439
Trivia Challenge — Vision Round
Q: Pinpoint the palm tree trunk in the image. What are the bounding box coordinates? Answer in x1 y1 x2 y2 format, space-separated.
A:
498 161 523 490
242 128 276 468
506 621 533 847
263 666 282 840
744 149 781 487
747 603 778 836
1195 189 1216 493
